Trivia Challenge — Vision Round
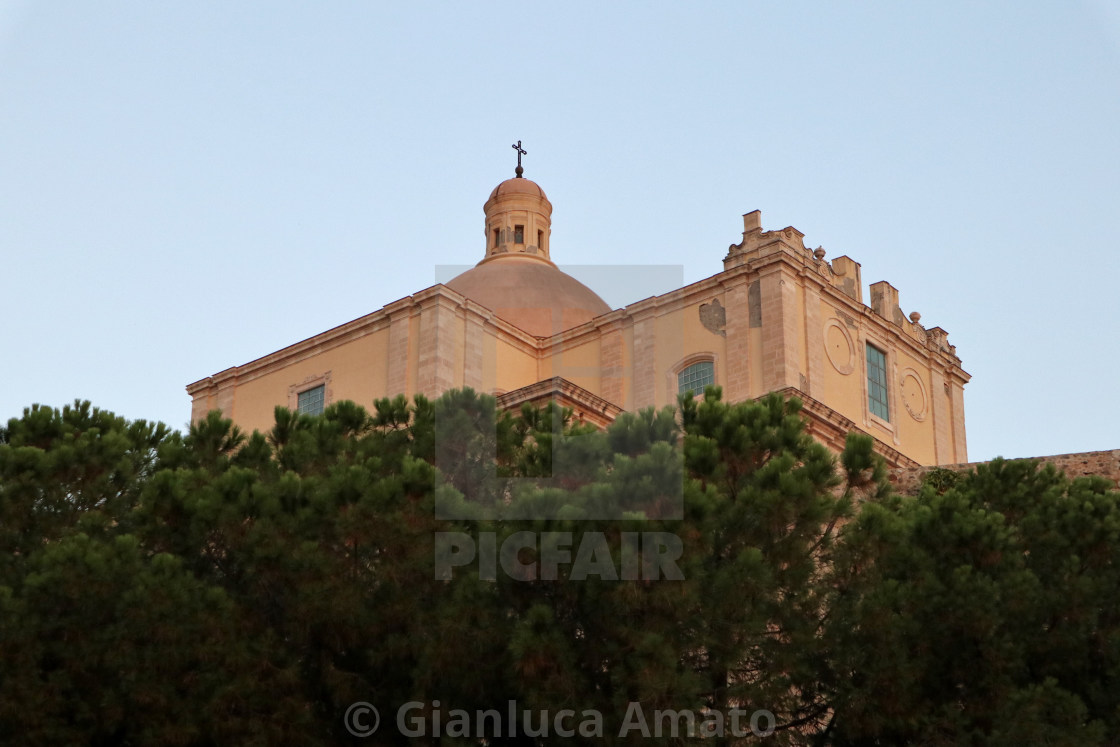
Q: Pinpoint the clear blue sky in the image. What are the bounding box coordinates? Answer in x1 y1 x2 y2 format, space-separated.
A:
2 1 1118 463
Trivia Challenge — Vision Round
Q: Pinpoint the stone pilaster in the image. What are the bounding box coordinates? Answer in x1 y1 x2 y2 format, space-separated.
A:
416 296 459 399
949 374 968 463
386 303 412 398
802 279 823 397
214 370 237 419
722 278 752 402
188 382 218 423
598 320 625 408
758 267 801 393
463 306 486 392
632 310 657 409
929 367 952 465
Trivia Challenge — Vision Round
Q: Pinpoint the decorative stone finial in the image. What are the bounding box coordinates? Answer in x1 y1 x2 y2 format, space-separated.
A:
910 311 921 323
813 247 826 260
512 140 526 178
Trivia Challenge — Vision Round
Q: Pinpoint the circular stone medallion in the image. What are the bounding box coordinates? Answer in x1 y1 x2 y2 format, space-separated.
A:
901 369 928 421
824 319 855 375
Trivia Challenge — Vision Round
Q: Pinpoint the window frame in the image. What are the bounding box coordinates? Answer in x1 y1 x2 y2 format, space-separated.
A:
670 353 718 400
864 342 892 426
288 371 332 416
297 384 326 416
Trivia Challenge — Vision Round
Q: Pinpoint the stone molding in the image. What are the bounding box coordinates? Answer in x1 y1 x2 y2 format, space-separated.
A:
772 386 921 469
720 214 967 381
185 284 541 400
900 367 928 422
496 377 623 430
288 371 332 412
666 351 719 400
823 317 856 375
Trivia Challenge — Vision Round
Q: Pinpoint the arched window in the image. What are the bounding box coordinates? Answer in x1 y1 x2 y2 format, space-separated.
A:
677 360 715 397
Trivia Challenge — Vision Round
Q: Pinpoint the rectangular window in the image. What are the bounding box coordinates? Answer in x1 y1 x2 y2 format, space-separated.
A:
866 344 889 421
514 225 524 244
297 384 325 416
493 228 500 247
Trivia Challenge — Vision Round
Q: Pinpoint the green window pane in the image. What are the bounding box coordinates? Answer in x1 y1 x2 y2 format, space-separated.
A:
297 384 325 416
866 345 889 421
677 361 714 397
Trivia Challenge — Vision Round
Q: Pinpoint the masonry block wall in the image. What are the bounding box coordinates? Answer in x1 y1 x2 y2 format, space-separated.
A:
889 450 1120 495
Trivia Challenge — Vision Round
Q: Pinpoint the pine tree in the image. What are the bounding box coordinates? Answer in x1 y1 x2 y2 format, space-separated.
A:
5 392 1119 744
824 458 1119 745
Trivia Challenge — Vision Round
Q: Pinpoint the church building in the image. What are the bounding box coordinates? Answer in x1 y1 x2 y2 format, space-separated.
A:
187 151 969 469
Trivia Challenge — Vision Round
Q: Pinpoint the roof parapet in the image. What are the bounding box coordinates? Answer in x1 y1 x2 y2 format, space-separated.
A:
725 210 960 363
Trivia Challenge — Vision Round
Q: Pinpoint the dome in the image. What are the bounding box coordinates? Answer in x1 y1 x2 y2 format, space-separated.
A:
488 177 548 201
446 255 611 337
455 163 609 337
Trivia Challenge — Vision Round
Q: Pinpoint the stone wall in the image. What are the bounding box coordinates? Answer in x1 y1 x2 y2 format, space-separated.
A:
888 449 1120 496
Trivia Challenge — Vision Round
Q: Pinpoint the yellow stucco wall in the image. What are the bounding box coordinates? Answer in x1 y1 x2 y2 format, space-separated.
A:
817 300 864 417
813 294 949 466
890 348 936 465
655 302 724 409
493 336 538 395
221 327 390 436
544 336 601 395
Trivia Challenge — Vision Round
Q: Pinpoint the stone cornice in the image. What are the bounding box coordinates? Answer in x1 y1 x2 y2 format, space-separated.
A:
453 249 967 388
721 227 969 381
715 265 753 291
625 264 751 318
185 303 398 393
538 265 754 353
186 284 548 395
497 376 624 429
772 386 922 469
822 279 969 381
186 238 970 398
433 286 542 354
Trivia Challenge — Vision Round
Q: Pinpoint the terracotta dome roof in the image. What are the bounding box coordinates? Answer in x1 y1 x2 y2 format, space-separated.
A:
488 177 548 201
446 255 611 337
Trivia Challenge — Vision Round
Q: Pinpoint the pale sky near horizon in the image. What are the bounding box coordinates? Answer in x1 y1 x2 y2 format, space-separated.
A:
2 1 1118 463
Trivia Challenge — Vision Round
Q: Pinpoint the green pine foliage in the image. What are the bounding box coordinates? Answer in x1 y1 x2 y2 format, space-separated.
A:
1 392 1118 744
824 458 1120 745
